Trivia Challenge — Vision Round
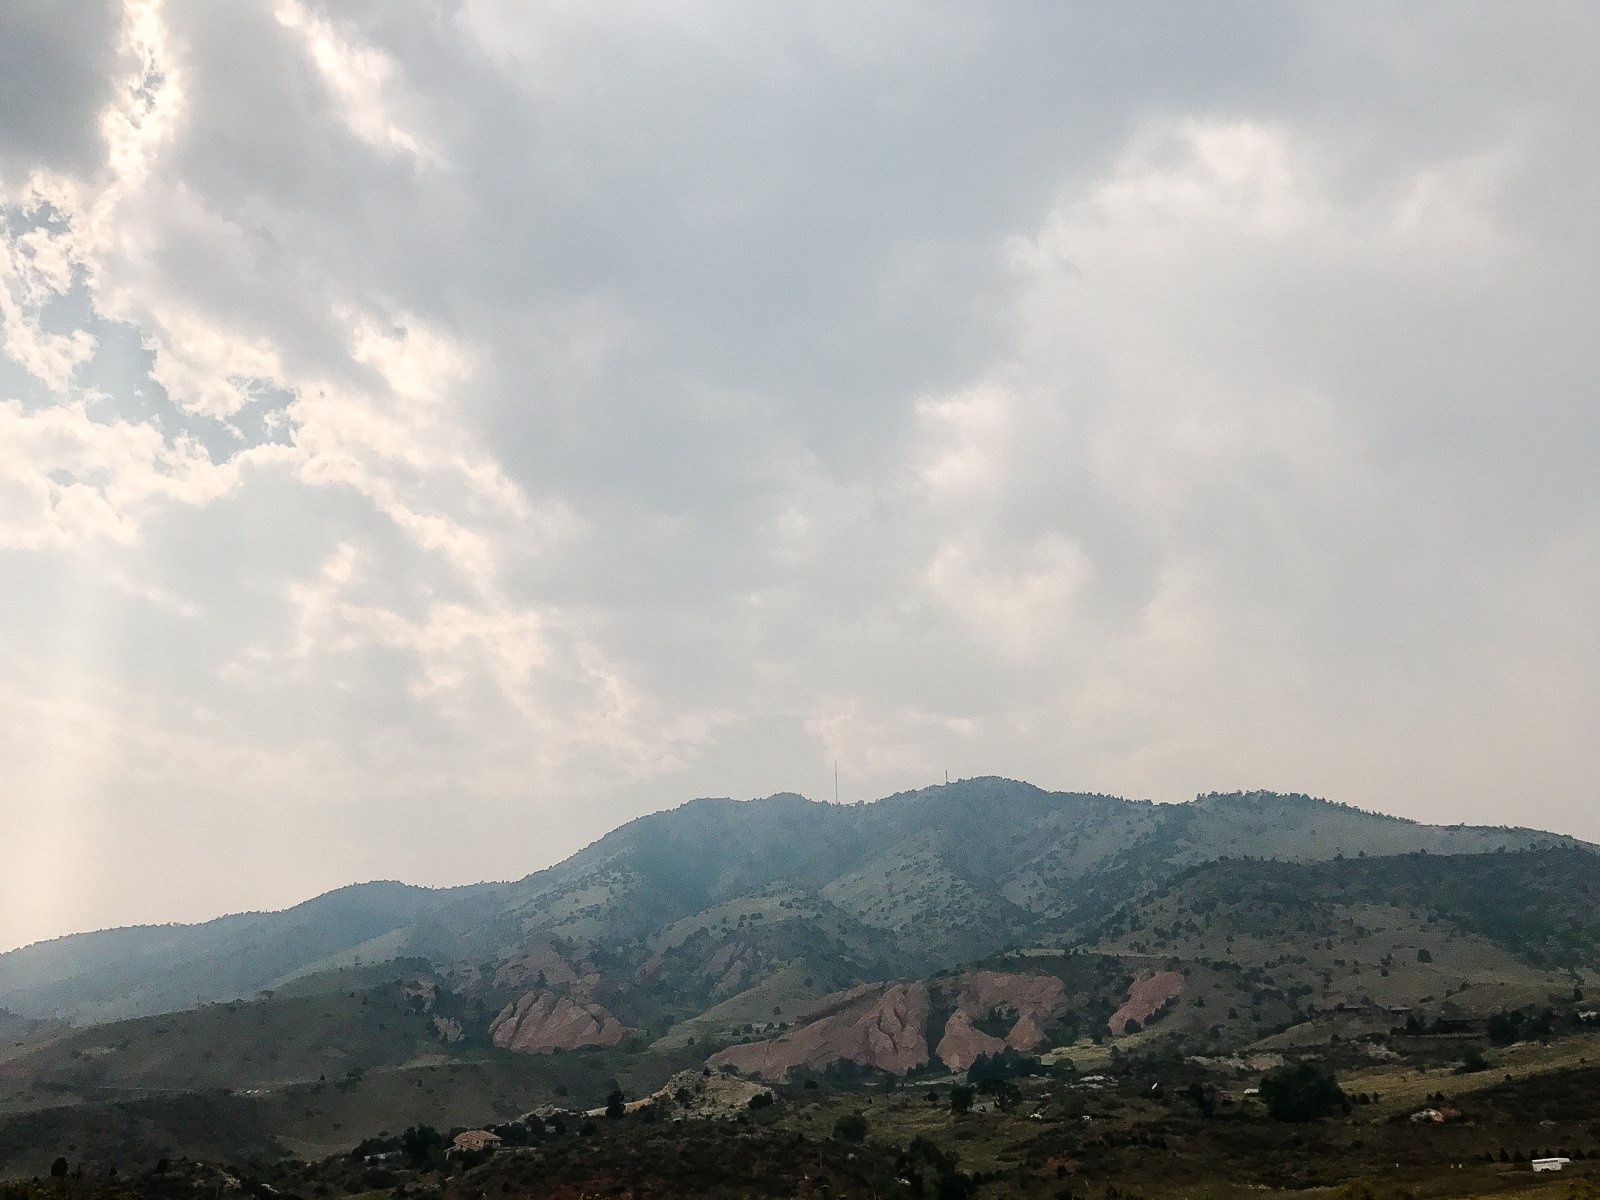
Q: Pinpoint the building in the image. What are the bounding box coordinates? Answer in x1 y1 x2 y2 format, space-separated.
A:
451 1130 502 1154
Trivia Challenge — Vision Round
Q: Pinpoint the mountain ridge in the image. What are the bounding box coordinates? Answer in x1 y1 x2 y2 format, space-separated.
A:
0 779 1586 1026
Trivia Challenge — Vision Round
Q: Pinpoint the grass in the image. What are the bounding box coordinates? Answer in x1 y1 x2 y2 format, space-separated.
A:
1340 1030 1600 1112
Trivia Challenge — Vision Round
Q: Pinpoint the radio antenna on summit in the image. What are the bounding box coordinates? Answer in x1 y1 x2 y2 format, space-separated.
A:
834 760 839 804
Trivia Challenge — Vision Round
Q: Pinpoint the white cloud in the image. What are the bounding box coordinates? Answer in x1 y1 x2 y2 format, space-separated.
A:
2 1 1598 949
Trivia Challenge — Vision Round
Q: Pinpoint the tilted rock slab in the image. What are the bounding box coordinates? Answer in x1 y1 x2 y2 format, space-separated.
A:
489 990 626 1053
934 1008 1008 1071
707 981 931 1079
1107 969 1184 1035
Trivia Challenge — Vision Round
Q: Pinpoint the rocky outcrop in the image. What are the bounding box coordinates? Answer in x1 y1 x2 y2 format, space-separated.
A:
707 981 931 1079
954 971 1066 1023
1006 1011 1049 1051
594 1068 774 1120
933 970 1065 1066
935 1009 1007 1070
489 991 626 1053
403 979 439 1013
1108 969 1184 1035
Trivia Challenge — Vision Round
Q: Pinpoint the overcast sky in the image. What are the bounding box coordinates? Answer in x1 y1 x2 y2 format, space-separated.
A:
2 1 1597 952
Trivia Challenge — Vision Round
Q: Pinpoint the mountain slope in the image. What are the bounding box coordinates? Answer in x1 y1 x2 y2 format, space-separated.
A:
2 781 1584 1026
0 881 492 1024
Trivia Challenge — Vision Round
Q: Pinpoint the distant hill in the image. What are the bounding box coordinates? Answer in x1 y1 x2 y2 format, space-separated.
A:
0 781 1584 1027
0 881 493 1025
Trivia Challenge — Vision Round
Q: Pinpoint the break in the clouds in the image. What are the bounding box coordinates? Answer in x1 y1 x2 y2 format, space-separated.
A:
2 1 1597 951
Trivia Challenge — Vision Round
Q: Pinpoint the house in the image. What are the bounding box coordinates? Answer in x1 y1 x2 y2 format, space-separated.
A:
1409 1105 1461 1124
1532 1158 1570 1173
451 1130 502 1154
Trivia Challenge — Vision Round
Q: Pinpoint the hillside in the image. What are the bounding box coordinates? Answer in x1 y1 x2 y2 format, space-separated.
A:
1091 847 1600 972
0 882 494 1025
1 782 1583 1028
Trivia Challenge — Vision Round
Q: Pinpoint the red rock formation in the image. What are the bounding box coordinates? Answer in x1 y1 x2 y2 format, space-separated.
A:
935 1009 1007 1070
1107 969 1184 1035
954 971 1065 1023
489 991 626 1053
937 969 1066 1064
707 981 931 1079
1006 1011 1049 1051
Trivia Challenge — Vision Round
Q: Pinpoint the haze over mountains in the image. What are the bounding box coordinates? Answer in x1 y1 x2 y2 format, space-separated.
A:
1 780 1585 1027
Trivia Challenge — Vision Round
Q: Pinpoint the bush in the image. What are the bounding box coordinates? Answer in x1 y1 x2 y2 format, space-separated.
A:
949 1085 974 1116
1259 1062 1346 1122
833 1112 868 1143
399 1125 445 1167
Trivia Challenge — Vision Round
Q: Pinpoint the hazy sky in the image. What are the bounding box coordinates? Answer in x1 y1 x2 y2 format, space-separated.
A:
2 2 1597 952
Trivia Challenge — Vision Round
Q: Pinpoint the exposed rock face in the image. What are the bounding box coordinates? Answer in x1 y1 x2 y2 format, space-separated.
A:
954 970 1066 1023
489 991 626 1053
432 1015 464 1044
1108 969 1184 1035
707 981 931 1079
1006 1011 1049 1051
933 969 1066 1066
594 1068 774 1120
935 1009 1007 1070
403 980 439 1013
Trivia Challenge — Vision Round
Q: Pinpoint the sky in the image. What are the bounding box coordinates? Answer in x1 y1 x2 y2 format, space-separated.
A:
1 1 1597 953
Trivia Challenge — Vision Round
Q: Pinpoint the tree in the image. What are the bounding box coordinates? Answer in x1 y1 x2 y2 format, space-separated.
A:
985 1079 1021 1112
949 1085 974 1116
50 1158 69 1180
1185 1080 1217 1119
1417 948 1433 963
833 1112 868 1143
400 1125 445 1167
1489 1011 1523 1046
605 1088 626 1119
1259 1062 1346 1122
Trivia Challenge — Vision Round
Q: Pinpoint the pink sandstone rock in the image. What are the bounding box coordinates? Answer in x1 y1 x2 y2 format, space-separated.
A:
935 1008 1007 1070
1107 970 1184 1035
489 991 626 1054
707 981 931 1079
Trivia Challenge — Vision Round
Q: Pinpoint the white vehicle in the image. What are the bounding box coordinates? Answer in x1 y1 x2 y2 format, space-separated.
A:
1532 1158 1570 1173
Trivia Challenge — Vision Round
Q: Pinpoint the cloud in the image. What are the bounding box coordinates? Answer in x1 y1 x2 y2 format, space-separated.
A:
1 0 1597 950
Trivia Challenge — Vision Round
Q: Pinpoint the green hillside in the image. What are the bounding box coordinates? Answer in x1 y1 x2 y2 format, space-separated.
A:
0 882 493 1025
1 783 1585 1028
